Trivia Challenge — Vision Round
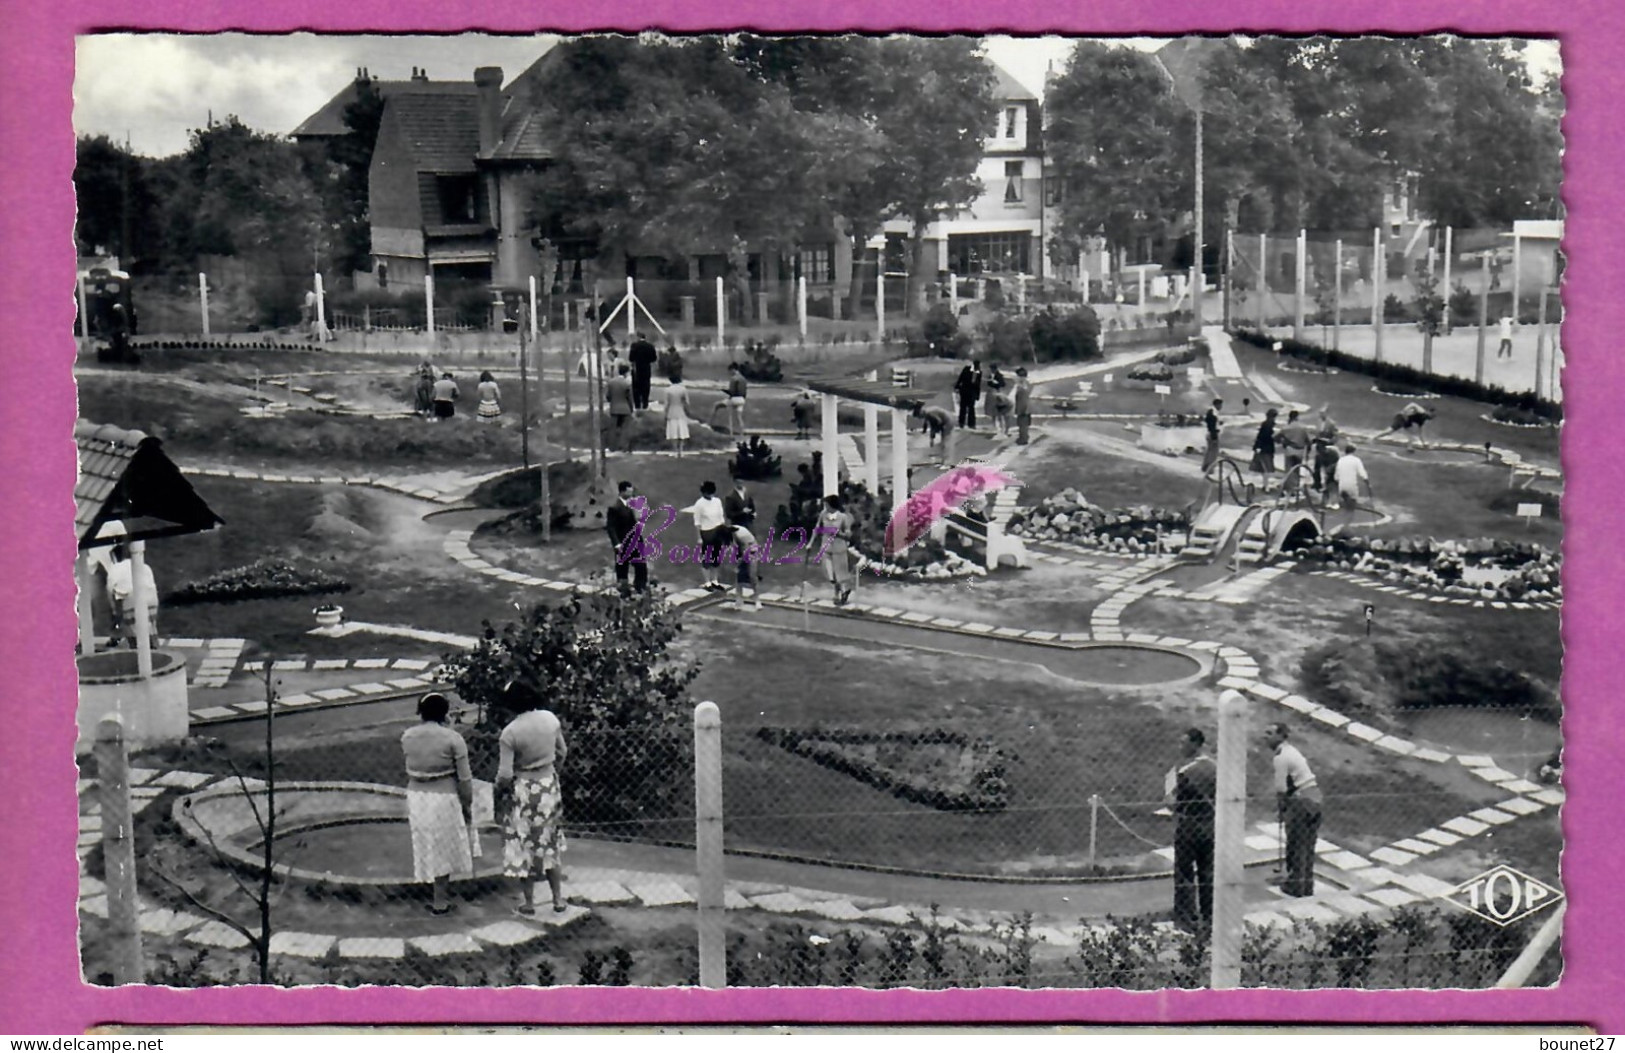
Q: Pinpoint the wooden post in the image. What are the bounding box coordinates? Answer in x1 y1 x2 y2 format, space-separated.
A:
77 275 91 353
314 272 327 342
1477 253 1490 386
97 715 145 984
693 701 726 989
1256 233 1266 330
821 393 840 498
528 275 539 339
715 276 725 353
1333 239 1343 350
1088 793 1100 864
77 552 97 654
1443 226 1454 334
129 540 153 679
1293 229 1306 341
198 272 210 336
1209 688 1249 989
864 371 880 495
425 272 436 336
1372 227 1383 365
798 275 808 340
890 406 911 509
876 265 886 341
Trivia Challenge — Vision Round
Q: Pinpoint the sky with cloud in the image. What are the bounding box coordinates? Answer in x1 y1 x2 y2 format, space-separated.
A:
74 33 1558 159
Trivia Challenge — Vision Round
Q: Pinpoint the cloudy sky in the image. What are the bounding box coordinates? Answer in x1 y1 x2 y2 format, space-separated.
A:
74 33 1559 159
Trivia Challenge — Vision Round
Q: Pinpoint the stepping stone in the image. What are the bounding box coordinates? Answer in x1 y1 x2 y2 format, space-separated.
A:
723 889 754 911
275 693 320 708
130 786 166 799
861 905 917 926
269 932 336 959
1457 754 1496 768
570 879 637 905
869 608 903 619
1322 851 1373 871
625 877 695 908
1151 846 1175 862
1364 887 1421 908
1467 807 1517 826
1344 723 1383 743
1530 789 1565 807
749 892 816 915
139 909 205 936
993 627 1028 638
1369 847 1419 867
409 933 483 957
1375 736 1417 756
929 618 964 629
191 707 239 721
233 700 270 714
1340 866 1400 889
311 659 350 670
1247 683 1288 702
1442 816 1490 837
79 895 108 918
1278 695 1318 713
1393 838 1438 855
187 921 252 949
312 687 357 701
1215 677 1253 691
1417 828 1463 847
1319 892 1387 917
127 767 160 785
348 683 394 696
1412 748 1452 763
1278 901 1343 924
79 814 102 833
1126 633 1161 644
387 677 430 690
1059 633 1092 643
1308 708 1351 728
1157 637 1194 648
1469 766 1518 783
802 899 868 922
1024 631 1059 641
272 660 308 672
80 876 106 898
1496 797 1545 816
338 937 406 959
1503 779 1544 795
469 921 549 948
1389 872 1457 899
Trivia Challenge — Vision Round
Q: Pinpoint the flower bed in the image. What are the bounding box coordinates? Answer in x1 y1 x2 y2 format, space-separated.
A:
1489 405 1559 428
756 726 1010 812
777 480 986 581
1294 535 1560 602
1008 490 1188 555
1370 384 1441 400
1124 363 1175 385
167 559 351 605
132 339 327 354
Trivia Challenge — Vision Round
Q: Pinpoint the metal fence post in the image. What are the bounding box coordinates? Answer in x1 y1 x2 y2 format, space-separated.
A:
1443 226 1454 334
716 276 725 352
1333 239 1343 350
1372 227 1384 364
798 275 808 340
1256 233 1266 330
198 272 210 336
1476 253 1489 386
1293 229 1306 341
1209 689 1249 989
96 714 144 984
693 701 726 989
425 272 436 337
864 371 880 495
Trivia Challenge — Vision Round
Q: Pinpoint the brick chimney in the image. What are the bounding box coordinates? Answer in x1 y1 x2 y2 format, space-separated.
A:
412 67 427 82
474 67 504 156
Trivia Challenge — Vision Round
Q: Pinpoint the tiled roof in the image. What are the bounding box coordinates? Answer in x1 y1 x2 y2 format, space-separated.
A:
483 106 553 163
387 94 482 173
75 420 224 548
805 378 931 411
292 79 478 139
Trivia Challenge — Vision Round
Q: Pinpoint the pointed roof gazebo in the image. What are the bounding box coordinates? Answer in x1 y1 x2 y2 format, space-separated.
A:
75 421 224 669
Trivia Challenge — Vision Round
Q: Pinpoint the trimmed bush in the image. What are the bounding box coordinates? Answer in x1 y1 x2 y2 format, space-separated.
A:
167 559 349 605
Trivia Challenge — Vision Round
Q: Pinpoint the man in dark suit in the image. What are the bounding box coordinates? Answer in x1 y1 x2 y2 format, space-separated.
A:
605 364 636 452
627 333 660 412
1168 727 1218 935
722 474 756 533
606 480 649 594
954 359 984 429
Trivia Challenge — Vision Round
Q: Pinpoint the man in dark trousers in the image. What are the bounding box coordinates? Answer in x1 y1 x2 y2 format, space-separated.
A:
606 480 649 595
627 332 660 412
1202 398 1224 475
605 363 635 452
1167 727 1217 935
954 360 984 429
1264 722 1322 897
1012 367 1033 445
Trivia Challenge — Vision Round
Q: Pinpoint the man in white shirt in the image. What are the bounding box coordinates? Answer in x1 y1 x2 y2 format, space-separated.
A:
1333 442 1371 511
1264 722 1322 897
105 544 158 648
1498 316 1515 359
681 481 730 593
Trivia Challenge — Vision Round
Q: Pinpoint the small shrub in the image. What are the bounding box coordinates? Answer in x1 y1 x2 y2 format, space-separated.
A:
167 559 350 605
727 436 782 481
1126 363 1175 383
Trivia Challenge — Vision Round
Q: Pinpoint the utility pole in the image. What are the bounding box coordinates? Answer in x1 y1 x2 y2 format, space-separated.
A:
519 300 531 470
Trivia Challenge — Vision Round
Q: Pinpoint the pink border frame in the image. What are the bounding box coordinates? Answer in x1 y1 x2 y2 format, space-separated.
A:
2 1 1618 1033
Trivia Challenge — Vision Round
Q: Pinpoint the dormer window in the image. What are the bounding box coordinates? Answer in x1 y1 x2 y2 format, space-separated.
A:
437 175 480 223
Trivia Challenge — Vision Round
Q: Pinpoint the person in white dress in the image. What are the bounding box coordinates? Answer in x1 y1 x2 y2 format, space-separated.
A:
663 373 693 456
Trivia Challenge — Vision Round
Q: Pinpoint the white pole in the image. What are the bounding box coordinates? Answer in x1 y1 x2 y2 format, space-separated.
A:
198 272 210 336
314 272 327 342
1333 239 1343 350
693 701 725 989
949 273 959 316
1371 227 1383 364
1209 688 1249 989
77 276 91 353
425 272 436 336
1293 229 1306 341
1257 233 1267 330
1494 901 1566 988
528 275 539 339
798 275 807 339
1139 267 1146 313
890 406 910 505
864 370 880 494
626 276 636 340
1512 231 1523 321
1443 226 1454 334
76 553 97 654
821 393 839 498
715 276 725 353
129 540 152 679
876 266 886 341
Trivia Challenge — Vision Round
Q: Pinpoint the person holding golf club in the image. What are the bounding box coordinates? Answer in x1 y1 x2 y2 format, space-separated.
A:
1333 442 1372 511
1264 722 1322 897
1166 727 1217 935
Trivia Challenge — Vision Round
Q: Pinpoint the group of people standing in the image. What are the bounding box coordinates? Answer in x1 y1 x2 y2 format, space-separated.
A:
1203 399 1374 511
951 359 1034 444
412 363 504 424
1167 720 1323 936
401 685 568 918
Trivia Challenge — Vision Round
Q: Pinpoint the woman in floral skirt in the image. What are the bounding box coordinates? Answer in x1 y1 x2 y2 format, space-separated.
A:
494 681 568 916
